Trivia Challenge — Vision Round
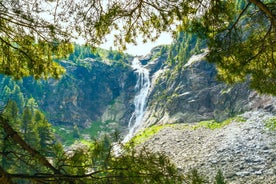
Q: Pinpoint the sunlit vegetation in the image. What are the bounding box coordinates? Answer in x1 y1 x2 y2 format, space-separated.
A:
131 116 247 145
130 124 175 145
53 121 112 146
0 0 275 183
0 107 185 183
265 117 276 131
193 116 246 130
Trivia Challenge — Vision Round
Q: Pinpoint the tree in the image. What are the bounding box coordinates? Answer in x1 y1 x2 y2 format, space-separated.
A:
1 0 275 93
0 0 72 79
214 169 226 184
0 101 20 171
186 0 276 95
184 168 207 184
0 113 185 183
0 0 275 182
34 110 56 156
91 0 275 94
73 123 80 139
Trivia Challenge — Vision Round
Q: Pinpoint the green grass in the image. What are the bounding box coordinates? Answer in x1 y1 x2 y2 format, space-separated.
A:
130 124 175 145
193 120 222 130
53 125 75 145
265 117 276 131
81 121 106 137
53 121 112 146
54 116 247 146
129 116 247 146
192 116 246 130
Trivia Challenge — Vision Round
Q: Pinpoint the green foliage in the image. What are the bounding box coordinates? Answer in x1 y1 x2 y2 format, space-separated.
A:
265 117 276 131
52 125 76 146
0 118 185 184
73 124 81 139
1 0 276 94
2 100 20 129
72 136 185 184
0 36 71 79
183 0 276 95
214 169 226 184
0 77 26 111
184 168 208 184
0 100 58 181
131 116 247 147
0 101 239 183
53 121 111 146
193 116 246 130
130 124 174 145
82 121 111 137
35 111 56 156
167 32 204 67
68 44 100 63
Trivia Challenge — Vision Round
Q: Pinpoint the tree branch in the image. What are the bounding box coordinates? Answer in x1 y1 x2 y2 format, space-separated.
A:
0 115 60 175
229 2 252 31
0 165 15 184
250 0 276 26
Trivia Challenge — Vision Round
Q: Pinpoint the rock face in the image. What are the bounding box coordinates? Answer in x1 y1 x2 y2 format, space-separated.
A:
49 61 136 125
133 45 276 183
142 52 276 128
20 58 137 128
139 110 276 183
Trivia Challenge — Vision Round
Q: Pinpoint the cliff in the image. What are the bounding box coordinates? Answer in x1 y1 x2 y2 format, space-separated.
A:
140 43 276 129
0 52 138 131
131 36 276 183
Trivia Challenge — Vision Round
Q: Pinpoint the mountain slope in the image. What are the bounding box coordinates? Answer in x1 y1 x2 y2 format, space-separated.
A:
140 33 276 129
139 110 276 183
130 32 276 183
0 47 137 132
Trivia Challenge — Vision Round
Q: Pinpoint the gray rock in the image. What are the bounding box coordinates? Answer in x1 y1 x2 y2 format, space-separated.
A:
139 111 276 183
143 56 276 127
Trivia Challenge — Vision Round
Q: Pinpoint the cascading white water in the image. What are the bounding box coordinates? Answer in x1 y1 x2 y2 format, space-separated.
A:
123 58 150 143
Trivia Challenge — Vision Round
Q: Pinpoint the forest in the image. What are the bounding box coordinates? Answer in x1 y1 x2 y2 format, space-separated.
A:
0 0 275 183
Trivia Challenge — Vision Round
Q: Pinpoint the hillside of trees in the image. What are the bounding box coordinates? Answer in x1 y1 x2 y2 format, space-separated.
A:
0 0 275 183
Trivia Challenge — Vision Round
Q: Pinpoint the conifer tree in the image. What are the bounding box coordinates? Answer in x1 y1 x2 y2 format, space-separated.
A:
21 107 40 150
214 169 226 184
35 111 55 156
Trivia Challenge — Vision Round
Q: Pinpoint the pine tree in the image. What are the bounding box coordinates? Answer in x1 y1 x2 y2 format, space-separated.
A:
26 98 38 115
35 111 55 156
2 101 20 129
11 85 25 111
214 169 226 184
1 101 20 172
21 107 40 150
185 169 207 184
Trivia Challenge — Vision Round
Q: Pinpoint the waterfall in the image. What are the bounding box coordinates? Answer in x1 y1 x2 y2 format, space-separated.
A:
123 58 150 143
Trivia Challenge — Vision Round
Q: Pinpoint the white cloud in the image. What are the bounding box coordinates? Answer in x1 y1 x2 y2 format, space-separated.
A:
100 32 173 56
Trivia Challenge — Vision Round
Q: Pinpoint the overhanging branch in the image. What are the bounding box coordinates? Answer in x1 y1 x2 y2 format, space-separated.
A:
0 115 60 175
250 0 276 26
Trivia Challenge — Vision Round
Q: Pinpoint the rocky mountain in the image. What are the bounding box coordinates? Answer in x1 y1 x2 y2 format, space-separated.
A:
39 59 137 128
130 33 276 183
1 34 276 182
142 54 276 126
140 36 276 129
138 110 276 183
0 48 138 133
